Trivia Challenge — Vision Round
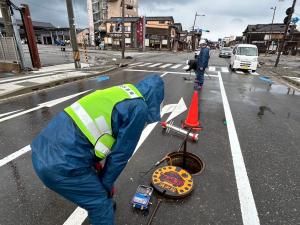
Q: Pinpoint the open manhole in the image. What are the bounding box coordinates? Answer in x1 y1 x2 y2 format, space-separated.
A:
166 152 204 175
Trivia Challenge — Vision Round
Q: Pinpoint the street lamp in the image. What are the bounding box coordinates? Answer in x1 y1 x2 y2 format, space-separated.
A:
192 13 205 31
191 13 205 51
268 6 276 53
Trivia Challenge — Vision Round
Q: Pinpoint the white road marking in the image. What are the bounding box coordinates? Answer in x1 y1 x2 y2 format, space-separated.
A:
0 109 23 117
160 64 172 68
63 207 88 225
171 64 183 69
166 98 187 122
250 72 260 76
209 66 216 71
0 145 31 167
0 70 75 84
124 69 219 78
129 62 144 66
137 63 152 67
0 90 91 123
236 71 245 74
221 67 229 73
160 72 168 78
218 71 260 225
148 63 162 68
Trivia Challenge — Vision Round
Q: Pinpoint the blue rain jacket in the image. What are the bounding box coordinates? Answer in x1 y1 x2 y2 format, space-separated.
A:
31 75 164 192
197 47 210 71
31 75 164 225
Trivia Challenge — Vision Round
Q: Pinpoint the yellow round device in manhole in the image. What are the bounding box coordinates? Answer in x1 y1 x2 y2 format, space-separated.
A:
151 166 193 199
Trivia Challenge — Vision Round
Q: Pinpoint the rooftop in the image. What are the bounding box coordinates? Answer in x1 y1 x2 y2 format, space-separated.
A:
0 18 55 29
244 23 299 33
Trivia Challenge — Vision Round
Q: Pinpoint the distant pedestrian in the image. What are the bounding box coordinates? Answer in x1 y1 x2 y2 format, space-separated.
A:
195 40 210 90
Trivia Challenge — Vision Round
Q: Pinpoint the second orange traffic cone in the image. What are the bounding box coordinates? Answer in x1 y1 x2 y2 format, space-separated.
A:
183 91 201 129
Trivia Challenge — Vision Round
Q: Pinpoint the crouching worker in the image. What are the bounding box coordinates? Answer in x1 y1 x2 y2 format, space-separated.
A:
31 75 164 225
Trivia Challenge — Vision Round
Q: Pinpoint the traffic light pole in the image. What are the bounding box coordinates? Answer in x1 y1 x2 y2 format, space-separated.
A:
66 0 81 69
274 0 297 67
121 0 125 59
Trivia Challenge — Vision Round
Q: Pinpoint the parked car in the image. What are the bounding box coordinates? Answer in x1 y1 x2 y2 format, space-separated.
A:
219 47 232 58
230 44 258 72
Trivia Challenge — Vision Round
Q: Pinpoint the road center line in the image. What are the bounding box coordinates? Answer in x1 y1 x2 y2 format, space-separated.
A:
218 71 260 225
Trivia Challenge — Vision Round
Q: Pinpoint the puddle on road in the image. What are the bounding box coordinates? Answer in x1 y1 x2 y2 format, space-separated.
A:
248 83 300 96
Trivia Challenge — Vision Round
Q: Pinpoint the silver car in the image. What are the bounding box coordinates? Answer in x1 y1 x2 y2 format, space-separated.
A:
219 47 232 58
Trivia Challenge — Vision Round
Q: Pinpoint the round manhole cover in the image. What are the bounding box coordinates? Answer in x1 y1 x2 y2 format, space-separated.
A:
151 166 193 199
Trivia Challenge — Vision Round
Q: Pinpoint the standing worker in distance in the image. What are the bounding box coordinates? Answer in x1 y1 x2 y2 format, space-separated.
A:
31 75 164 225
195 40 210 90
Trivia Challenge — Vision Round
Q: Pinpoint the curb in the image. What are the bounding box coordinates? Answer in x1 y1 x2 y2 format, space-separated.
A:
0 66 118 101
282 76 300 87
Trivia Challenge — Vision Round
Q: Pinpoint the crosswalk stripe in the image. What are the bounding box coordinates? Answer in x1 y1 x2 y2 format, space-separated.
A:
160 64 172 68
130 62 144 66
149 63 162 68
171 64 183 69
221 67 229 73
138 63 152 67
209 66 216 71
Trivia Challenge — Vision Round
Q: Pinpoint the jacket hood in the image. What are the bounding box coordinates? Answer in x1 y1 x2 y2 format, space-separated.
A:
135 75 164 123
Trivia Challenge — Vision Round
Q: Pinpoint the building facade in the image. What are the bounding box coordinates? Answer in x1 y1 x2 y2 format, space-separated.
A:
103 16 175 50
243 23 300 54
87 0 138 45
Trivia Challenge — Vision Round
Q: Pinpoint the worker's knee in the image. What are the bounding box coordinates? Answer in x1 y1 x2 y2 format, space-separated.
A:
87 198 115 225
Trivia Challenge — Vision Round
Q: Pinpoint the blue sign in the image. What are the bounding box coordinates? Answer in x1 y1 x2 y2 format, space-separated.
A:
291 17 299 24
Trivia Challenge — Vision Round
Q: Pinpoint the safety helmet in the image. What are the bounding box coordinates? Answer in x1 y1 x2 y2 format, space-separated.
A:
199 40 207 45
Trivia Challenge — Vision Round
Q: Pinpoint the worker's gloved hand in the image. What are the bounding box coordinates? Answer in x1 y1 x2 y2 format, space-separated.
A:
94 162 103 175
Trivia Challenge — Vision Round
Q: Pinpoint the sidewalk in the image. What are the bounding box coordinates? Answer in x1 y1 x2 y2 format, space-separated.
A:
258 54 300 88
0 63 117 100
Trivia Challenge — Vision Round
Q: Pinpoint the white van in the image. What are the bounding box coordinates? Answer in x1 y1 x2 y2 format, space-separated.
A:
230 44 258 72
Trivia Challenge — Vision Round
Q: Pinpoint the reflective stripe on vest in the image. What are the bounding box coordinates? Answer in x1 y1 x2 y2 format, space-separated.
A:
65 84 143 159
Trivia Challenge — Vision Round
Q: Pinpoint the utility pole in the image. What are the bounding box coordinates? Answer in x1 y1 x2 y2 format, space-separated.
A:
66 0 81 69
275 0 297 67
0 0 14 37
191 12 205 51
267 6 276 54
21 4 41 69
121 0 125 59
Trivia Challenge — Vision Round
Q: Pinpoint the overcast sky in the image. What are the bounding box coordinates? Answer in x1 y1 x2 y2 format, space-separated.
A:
11 0 300 41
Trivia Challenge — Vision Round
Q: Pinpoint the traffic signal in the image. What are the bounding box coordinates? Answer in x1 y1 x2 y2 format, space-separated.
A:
284 7 294 24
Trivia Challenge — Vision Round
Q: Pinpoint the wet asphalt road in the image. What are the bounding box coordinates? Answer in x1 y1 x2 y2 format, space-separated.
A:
0 51 299 225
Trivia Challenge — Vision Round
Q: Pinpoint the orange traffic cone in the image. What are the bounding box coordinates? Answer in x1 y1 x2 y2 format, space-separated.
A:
182 91 201 130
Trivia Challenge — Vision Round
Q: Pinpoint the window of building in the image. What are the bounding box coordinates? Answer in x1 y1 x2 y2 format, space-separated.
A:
110 25 114 32
159 21 165 24
125 26 131 32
